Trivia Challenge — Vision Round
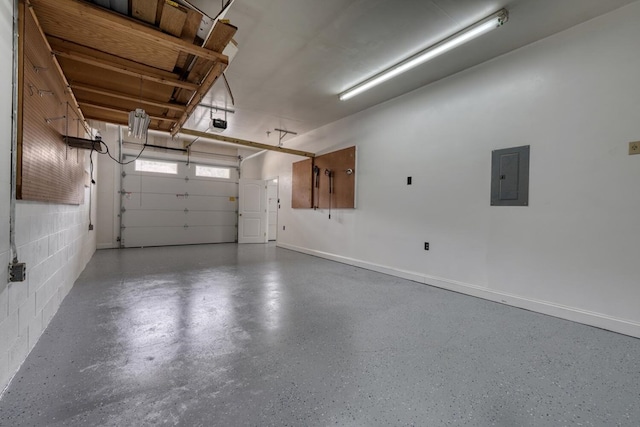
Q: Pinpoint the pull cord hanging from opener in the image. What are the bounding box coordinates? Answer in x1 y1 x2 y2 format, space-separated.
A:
325 168 333 219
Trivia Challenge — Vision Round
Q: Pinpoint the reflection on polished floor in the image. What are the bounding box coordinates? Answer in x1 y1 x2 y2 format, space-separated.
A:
1 243 639 426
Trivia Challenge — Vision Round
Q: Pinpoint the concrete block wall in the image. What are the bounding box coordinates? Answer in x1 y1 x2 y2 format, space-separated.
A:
0 195 97 391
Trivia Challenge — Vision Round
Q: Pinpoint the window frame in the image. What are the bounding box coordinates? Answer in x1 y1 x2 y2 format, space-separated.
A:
195 164 232 180
134 159 179 175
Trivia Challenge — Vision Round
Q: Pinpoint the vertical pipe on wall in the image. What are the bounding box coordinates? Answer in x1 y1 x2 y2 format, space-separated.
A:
118 125 123 248
9 0 19 264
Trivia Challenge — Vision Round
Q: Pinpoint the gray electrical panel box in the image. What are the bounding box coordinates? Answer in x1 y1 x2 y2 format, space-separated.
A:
491 145 530 206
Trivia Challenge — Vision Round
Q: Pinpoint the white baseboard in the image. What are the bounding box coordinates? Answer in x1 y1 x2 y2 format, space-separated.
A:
277 242 640 339
97 243 117 250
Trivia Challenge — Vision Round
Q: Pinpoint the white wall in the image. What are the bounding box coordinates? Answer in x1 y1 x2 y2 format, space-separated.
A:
253 3 640 337
0 0 97 391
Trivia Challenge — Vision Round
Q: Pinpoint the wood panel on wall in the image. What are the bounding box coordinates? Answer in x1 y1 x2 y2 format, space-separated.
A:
18 2 87 204
291 158 313 209
313 147 356 209
291 147 356 209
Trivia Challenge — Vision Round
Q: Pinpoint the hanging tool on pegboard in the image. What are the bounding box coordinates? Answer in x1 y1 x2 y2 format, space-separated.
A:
313 165 320 210
324 168 333 219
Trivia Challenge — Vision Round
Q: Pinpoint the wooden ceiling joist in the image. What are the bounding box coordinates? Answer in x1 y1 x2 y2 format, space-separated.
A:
71 83 187 112
78 102 177 123
179 129 315 158
53 50 199 91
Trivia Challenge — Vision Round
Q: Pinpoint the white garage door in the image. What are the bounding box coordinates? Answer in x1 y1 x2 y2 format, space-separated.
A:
121 156 238 248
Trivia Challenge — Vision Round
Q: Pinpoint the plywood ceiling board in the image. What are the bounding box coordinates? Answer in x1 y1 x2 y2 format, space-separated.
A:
132 0 157 24
35 16 178 72
176 8 203 69
155 0 165 24
31 0 228 62
206 20 237 53
159 1 188 37
31 0 180 71
48 36 180 80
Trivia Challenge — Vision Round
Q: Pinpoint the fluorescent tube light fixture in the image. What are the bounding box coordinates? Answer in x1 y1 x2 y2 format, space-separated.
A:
128 108 151 139
339 9 508 101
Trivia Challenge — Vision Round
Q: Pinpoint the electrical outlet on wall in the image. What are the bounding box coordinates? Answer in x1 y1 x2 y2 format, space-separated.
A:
424 242 429 251
629 141 640 155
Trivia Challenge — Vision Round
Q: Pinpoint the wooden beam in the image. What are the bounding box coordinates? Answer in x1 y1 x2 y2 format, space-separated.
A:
30 0 229 64
53 50 199 91
171 62 226 136
81 114 173 132
78 101 177 123
178 129 315 158
70 83 186 112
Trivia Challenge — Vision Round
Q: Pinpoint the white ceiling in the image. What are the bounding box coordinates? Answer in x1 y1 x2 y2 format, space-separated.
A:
184 0 638 148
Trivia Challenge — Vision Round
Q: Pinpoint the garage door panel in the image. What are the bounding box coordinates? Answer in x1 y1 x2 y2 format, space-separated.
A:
184 211 237 226
184 196 238 211
123 194 237 212
123 210 237 227
187 179 237 195
121 157 239 247
123 193 186 210
123 225 237 247
123 175 189 194
124 210 186 227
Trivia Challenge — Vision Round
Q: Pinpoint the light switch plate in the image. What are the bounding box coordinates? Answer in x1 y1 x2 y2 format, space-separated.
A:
630 141 640 155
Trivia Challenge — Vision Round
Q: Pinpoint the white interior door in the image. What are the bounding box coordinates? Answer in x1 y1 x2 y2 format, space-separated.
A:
267 179 278 241
238 179 267 244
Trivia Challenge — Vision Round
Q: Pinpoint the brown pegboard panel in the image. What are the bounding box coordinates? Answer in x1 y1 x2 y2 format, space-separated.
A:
18 3 86 205
292 158 313 208
314 146 356 209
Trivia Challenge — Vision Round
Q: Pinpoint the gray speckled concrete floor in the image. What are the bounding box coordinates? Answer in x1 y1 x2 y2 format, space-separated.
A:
1 244 639 426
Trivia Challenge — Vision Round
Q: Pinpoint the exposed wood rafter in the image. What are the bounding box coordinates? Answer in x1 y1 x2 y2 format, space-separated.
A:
53 49 199 91
78 102 177 123
71 83 187 112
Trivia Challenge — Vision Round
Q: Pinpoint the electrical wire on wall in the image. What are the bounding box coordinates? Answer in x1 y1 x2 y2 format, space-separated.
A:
93 130 149 166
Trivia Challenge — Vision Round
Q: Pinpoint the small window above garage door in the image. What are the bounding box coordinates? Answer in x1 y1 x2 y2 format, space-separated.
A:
195 165 231 179
135 159 178 175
